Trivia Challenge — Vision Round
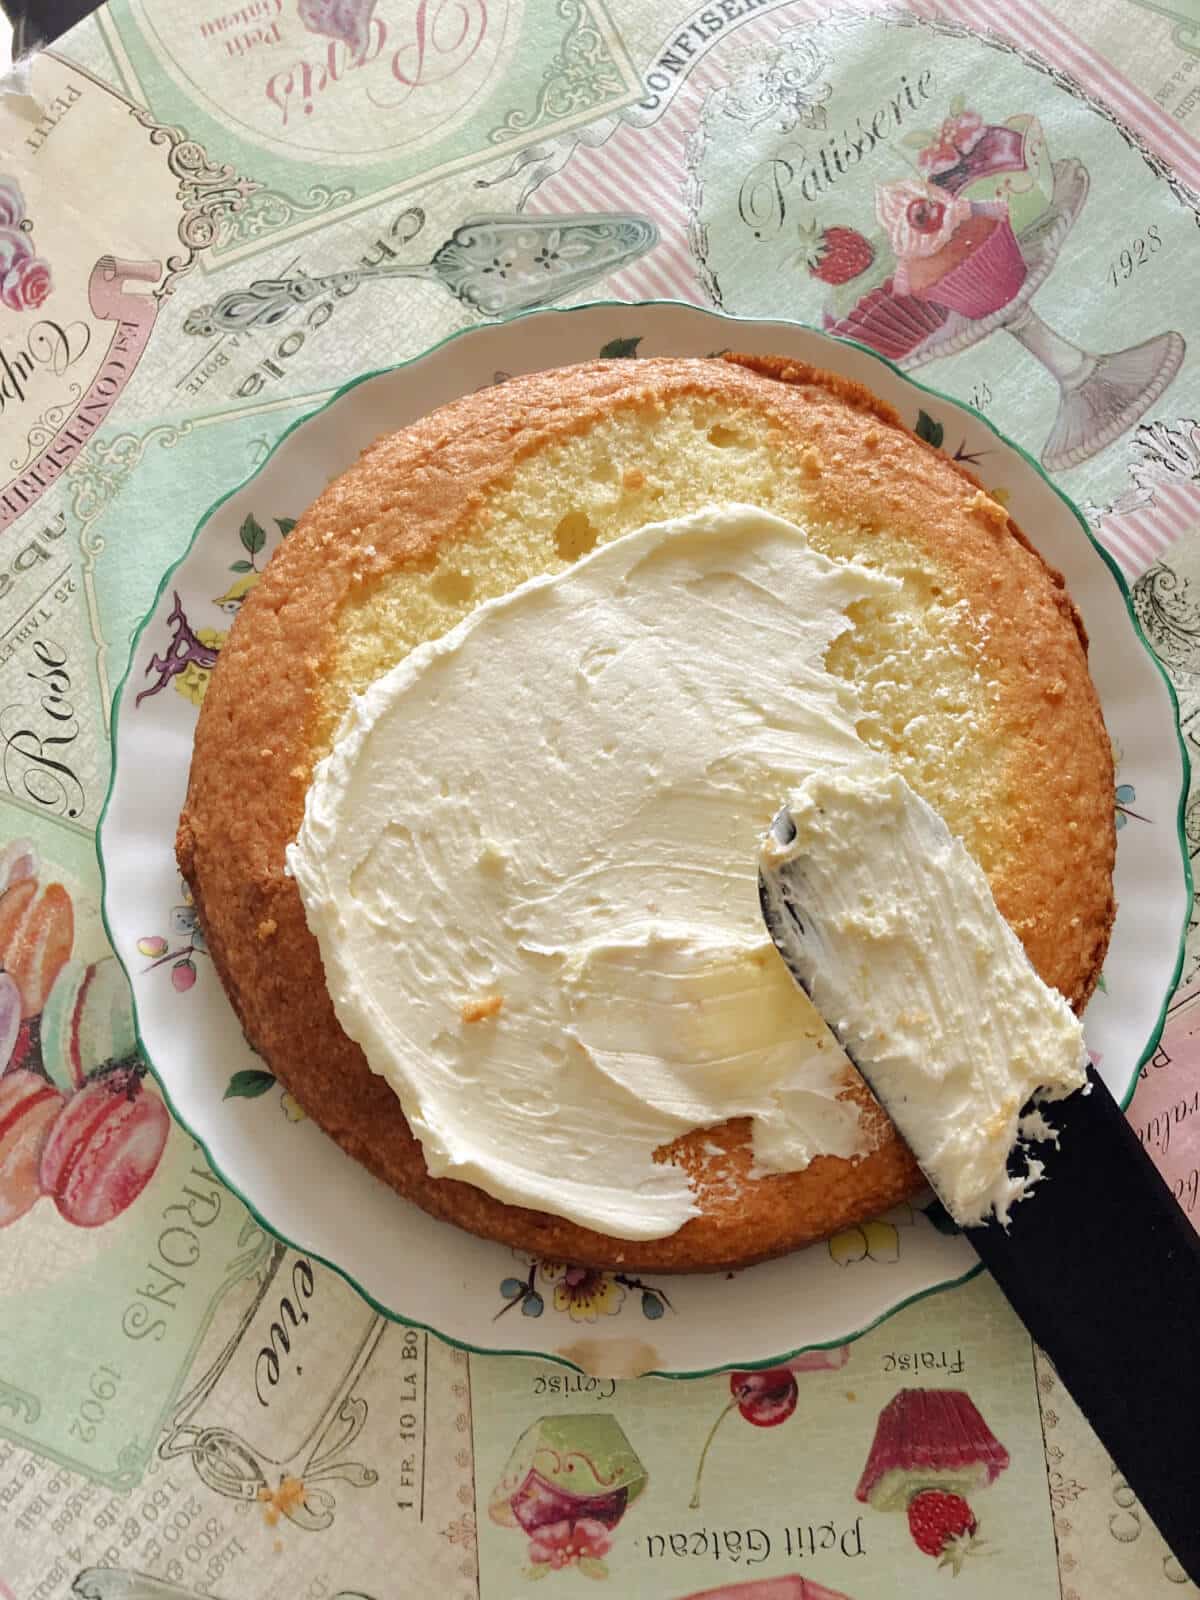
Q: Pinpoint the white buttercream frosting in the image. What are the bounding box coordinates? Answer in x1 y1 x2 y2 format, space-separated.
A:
289 505 900 1239
759 766 1088 1227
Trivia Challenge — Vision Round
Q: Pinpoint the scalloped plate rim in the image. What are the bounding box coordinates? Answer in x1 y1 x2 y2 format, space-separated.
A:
97 299 1191 1378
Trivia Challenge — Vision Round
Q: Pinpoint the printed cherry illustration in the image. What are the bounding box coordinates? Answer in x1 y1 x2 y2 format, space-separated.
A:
732 1368 802 1425
907 197 947 235
40 1066 169 1227
689 1367 799 1508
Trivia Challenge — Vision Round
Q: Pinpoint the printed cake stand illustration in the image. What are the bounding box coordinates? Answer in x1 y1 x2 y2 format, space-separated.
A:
899 159 1184 472
184 213 658 335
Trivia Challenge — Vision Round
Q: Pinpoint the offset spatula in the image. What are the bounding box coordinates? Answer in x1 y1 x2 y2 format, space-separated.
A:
759 786 1200 1582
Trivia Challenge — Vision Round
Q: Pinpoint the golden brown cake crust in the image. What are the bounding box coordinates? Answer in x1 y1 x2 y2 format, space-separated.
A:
177 355 1115 1272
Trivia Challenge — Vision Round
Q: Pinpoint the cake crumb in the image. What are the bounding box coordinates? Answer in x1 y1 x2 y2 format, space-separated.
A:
462 994 504 1023
623 467 645 490
965 489 1008 528
800 445 823 477
863 429 881 448
477 844 507 877
260 748 273 759
257 1476 306 1527
257 917 278 941
290 763 308 780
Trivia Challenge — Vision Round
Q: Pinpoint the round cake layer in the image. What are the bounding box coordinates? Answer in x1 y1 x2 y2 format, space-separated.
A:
177 354 1115 1272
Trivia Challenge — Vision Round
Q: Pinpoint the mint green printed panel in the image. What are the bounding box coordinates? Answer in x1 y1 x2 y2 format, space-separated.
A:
0 1138 264 1490
686 10 1199 518
71 402 322 717
102 0 642 263
473 1273 1060 1597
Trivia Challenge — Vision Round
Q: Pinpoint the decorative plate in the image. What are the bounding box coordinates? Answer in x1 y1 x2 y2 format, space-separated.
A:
99 303 1189 1378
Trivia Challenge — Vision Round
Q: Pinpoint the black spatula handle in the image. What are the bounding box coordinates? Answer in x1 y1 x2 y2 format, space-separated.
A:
965 1066 1200 1579
758 854 1200 1572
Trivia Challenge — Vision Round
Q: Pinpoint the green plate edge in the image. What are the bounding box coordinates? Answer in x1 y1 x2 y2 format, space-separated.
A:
97 298 1193 1381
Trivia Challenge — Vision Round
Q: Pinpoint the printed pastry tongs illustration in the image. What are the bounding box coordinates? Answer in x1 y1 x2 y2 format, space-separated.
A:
184 213 659 335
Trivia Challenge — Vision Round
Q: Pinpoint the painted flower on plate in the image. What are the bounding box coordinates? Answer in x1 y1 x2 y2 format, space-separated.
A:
540 1262 626 1322
829 1203 916 1266
173 627 225 705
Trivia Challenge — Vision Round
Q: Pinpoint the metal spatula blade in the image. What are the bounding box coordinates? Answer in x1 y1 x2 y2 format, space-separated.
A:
759 801 1200 1581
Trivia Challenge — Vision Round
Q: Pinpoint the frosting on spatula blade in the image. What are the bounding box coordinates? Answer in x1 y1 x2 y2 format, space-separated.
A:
757 765 1088 1228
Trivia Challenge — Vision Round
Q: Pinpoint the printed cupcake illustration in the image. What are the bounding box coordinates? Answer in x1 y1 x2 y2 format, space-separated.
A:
855 1387 1010 1574
798 90 1185 473
0 843 168 1230
816 98 1037 350
800 217 947 360
874 178 1025 318
489 1413 647 1579
817 94 1049 338
819 269 948 361
914 104 1054 234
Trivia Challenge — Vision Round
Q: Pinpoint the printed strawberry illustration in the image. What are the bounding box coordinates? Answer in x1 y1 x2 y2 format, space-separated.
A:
798 222 875 284
907 1488 980 1573
856 1389 1007 1574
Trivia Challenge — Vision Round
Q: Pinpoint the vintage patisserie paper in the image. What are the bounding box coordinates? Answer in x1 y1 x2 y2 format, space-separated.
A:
1 2 1199 1595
